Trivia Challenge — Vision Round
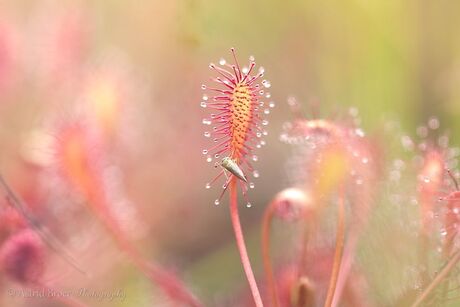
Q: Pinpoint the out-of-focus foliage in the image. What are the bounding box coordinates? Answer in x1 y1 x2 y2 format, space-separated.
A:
0 0 459 306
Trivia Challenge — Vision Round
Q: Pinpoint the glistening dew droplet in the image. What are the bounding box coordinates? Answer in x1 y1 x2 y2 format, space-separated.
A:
401 135 414 151
428 117 440 130
349 107 359 117
201 48 273 206
417 126 428 138
354 128 365 137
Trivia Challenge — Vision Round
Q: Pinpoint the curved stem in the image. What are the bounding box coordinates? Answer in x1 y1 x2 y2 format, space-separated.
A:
261 200 279 307
298 211 315 278
229 178 264 307
324 187 346 307
331 231 358 307
88 190 202 307
411 250 460 307
440 199 456 301
418 196 431 286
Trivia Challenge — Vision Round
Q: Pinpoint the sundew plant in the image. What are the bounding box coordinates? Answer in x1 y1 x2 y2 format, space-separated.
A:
1 1 460 307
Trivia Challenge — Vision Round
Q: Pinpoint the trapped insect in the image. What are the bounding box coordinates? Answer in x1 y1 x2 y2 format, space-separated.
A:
221 157 248 183
201 49 271 207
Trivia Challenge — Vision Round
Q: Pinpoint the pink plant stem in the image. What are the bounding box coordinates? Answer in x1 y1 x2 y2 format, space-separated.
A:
261 200 279 307
87 190 203 307
298 210 315 278
411 249 460 307
324 187 346 307
331 230 359 307
440 199 457 301
229 178 264 307
419 201 431 285
444 200 456 258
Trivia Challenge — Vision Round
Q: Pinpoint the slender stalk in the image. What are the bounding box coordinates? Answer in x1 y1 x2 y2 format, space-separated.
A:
0 175 87 275
298 211 315 278
440 199 456 301
87 189 202 307
411 250 460 307
331 231 358 307
324 188 346 307
229 178 264 307
444 201 456 258
418 200 431 286
261 200 279 307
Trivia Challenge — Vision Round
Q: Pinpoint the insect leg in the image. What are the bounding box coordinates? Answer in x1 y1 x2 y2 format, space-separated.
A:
215 174 233 205
208 170 226 188
238 180 252 207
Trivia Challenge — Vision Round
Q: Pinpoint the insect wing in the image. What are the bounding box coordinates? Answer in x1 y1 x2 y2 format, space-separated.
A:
222 158 247 182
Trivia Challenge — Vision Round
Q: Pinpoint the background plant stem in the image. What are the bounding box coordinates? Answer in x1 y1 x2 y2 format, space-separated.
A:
261 200 279 307
324 187 345 307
